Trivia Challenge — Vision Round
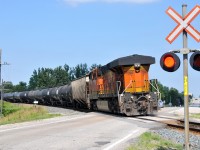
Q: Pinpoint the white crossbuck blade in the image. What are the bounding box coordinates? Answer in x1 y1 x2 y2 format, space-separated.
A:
166 5 200 44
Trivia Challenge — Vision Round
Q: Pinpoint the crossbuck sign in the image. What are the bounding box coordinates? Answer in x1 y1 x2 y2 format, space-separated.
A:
166 5 200 44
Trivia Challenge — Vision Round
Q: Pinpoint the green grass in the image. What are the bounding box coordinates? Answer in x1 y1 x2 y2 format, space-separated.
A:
127 132 182 150
190 113 200 119
1 101 21 116
0 101 61 125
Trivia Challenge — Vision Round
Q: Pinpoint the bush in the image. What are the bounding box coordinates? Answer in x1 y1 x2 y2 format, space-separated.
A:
0 101 20 116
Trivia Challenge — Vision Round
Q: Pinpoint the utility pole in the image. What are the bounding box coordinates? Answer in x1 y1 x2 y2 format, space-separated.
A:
0 49 2 117
170 96 171 107
0 79 3 116
0 49 10 117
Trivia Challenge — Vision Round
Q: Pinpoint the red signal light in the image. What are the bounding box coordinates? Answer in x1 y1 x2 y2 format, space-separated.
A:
164 56 175 68
160 52 180 72
190 51 200 71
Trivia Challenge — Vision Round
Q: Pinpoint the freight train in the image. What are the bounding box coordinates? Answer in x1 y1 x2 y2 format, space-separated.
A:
3 54 159 116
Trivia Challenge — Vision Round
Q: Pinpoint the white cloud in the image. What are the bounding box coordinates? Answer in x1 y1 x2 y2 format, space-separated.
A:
63 0 160 6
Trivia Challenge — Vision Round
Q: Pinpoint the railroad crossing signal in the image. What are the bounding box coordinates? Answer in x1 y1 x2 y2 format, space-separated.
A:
166 5 200 44
160 52 180 72
190 51 200 71
161 5 200 72
162 4 200 150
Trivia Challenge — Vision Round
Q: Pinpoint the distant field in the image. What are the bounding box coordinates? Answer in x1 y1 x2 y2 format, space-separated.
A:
0 101 61 125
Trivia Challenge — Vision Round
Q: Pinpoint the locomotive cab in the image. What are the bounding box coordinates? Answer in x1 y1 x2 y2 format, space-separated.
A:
120 64 157 116
123 64 150 93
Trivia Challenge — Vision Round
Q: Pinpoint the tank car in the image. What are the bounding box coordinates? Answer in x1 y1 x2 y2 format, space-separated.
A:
33 89 44 104
58 85 72 107
3 93 14 102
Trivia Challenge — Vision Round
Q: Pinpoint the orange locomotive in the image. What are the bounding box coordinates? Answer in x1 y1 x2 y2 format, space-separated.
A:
88 54 158 116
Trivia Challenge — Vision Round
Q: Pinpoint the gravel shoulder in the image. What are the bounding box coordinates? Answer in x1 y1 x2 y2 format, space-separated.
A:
43 105 89 116
150 128 200 150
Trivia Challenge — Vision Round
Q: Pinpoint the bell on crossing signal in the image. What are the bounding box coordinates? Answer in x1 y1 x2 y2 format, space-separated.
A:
160 52 180 72
190 51 200 71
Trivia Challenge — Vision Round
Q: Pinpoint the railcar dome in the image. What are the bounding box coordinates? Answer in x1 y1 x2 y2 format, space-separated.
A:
107 54 155 69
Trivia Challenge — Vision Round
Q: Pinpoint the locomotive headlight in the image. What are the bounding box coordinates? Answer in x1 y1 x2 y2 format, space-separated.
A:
134 63 141 69
131 96 134 99
134 63 141 73
147 94 151 99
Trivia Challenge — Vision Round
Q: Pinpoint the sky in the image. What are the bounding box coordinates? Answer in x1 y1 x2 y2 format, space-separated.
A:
0 0 200 98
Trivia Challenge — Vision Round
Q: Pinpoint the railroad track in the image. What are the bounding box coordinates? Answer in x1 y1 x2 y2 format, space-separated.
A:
162 119 200 136
136 115 200 134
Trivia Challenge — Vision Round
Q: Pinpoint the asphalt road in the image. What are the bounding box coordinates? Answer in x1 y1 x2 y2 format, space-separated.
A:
0 112 164 150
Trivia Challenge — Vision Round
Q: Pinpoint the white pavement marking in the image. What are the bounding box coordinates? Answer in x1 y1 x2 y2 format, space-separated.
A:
103 129 140 150
127 117 154 123
0 115 93 133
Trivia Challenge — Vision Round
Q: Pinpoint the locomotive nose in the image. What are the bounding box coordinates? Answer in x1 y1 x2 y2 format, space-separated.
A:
137 100 148 111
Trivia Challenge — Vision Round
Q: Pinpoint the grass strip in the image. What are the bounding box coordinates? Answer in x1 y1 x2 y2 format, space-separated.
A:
0 101 61 125
127 132 182 150
190 113 200 119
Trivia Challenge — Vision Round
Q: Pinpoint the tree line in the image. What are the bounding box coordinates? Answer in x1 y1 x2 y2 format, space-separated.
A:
4 63 100 92
4 63 186 106
155 82 184 106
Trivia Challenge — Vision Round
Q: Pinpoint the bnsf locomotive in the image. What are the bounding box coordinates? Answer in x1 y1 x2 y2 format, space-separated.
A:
3 54 159 116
